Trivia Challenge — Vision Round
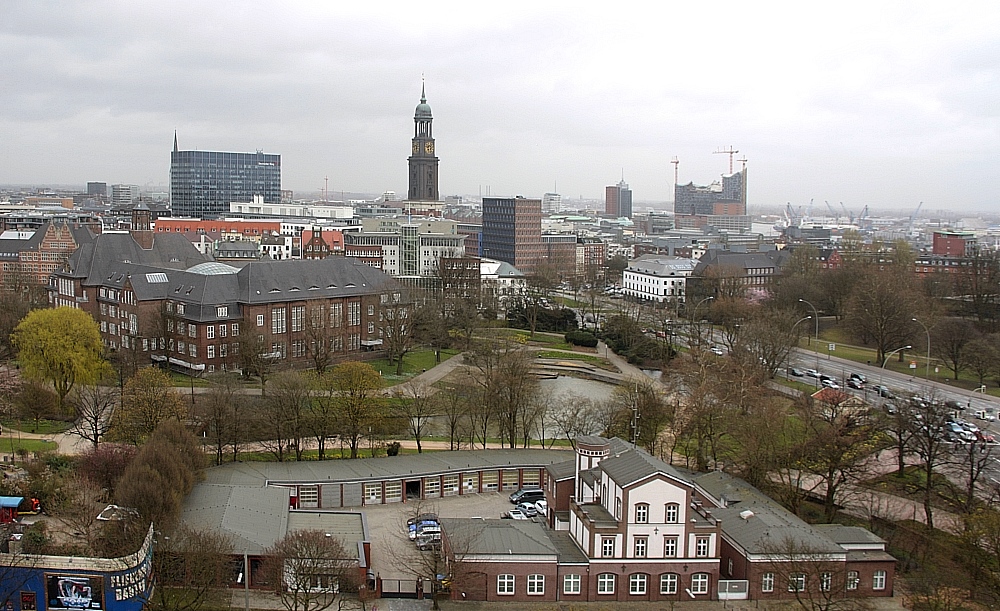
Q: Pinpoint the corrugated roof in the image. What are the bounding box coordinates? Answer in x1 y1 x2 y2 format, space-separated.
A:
441 518 559 557
598 448 691 489
546 459 576 481
711 502 845 556
179 484 289 555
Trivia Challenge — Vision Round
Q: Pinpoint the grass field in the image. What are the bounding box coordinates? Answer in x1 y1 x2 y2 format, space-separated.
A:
534 350 609 365
0 437 59 454
1 419 73 435
370 348 459 384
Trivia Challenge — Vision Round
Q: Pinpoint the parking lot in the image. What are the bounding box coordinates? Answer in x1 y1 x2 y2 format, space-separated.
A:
364 491 522 580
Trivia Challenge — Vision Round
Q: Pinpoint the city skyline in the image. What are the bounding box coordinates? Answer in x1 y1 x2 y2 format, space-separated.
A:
1 2 998 210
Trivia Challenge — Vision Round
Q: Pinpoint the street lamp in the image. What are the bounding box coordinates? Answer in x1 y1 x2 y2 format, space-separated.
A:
912 317 931 380
787 315 811 374
798 298 819 345
690 296 714 349
879 344 912 391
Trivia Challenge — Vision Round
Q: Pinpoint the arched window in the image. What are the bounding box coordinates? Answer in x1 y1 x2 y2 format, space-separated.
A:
660 573 679 594
629 573 648 595
665 503 680 523
635 503 649 523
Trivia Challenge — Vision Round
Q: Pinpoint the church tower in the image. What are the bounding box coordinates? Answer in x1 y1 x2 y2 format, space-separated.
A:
407 83 439 202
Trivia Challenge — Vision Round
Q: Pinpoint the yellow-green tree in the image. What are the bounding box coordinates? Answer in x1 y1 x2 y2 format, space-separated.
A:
329 361 383 459
12 307 107 408
108 367 187 445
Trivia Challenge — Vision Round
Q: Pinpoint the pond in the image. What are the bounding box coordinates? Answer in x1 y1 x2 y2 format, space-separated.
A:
537 375 617 404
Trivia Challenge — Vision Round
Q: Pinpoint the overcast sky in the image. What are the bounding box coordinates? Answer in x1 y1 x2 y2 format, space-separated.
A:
2 1 998 212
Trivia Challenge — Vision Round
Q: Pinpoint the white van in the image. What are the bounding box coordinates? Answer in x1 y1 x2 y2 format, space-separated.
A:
975 410 996 422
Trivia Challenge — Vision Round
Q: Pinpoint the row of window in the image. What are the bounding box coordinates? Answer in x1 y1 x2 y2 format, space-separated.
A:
601 534 709 558
762 570 886 593
497 572 710 596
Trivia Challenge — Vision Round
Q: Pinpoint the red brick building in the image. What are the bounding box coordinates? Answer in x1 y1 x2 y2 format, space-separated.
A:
0 219 94 287
932 231 976 257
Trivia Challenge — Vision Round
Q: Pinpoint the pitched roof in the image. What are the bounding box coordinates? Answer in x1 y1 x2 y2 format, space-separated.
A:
441 518 559 557
179 484 290 555
710 501 846 556
598 446 691 489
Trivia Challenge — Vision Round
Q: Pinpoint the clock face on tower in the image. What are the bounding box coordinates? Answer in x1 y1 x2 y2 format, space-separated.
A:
424 141 434 154
412 141 419 154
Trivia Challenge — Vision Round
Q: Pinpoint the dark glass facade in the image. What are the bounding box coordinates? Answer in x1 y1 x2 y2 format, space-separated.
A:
170 150 281 218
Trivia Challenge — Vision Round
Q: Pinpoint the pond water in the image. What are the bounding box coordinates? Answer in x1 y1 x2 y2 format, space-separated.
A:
537 375 617 404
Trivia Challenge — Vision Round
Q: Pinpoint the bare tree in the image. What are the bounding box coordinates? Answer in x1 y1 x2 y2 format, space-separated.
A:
932 318 980 380
197 373 243 465
236 331 277 394
391 380 436 453
758 534 876 611
465 335 537 448
435 380 473 450
262 530 362 611
68 382 118 448
549 393 600 449
259 370 311 462
149 527 233 611
379 291 415 376
907 396 955 530
329 362 383 459
952 437 994 513
846 268 920 363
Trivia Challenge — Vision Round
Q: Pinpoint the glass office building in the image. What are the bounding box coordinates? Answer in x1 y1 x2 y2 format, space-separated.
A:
170 150 281 218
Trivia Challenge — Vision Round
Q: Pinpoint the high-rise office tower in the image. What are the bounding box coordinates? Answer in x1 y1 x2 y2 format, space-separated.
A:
169 133 281 218
481 196 543 274
542 192 562 214
111 184 139 208
407 84 439 202
605 179 632 218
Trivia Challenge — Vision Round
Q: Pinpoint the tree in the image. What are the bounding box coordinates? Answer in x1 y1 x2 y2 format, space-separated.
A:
601 378 672 456
391 380 436 453
953 437 994 513
954 246 1000 331
196 373 243 465
758 534 874 611
379 291 415 376
149 527 233 611
262 530 361 611
465 335 537 448
75 444 137 501
303 303 338 375
961 508 1000 604
12 380 59 432
907 396 955 530
329 362 383 459
12 306 107 408
259 370 311 462
964 337 999 387
846 268 920 362
550 393 601 449
236 331 277 394
57 476 107 552
435 380 473 450
739 306 804 378
108 367 186 445
68 382 119 448
0 290 31 361
932 318 980 380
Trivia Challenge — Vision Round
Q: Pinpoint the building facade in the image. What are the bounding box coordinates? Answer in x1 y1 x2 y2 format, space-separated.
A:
674 168 749 231
622 255 697 303
407 84 439 202
169 135 281 218
481 196 544 274
605 180 632 218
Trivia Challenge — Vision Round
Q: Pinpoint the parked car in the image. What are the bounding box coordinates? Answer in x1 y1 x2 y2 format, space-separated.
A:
788 367 804 377
875 385 895 399
409 520 439 540
534 499 548 516
505 509 529 520
710 346 725 356
416 531 442 551
509 488 544 505
516 502 538 517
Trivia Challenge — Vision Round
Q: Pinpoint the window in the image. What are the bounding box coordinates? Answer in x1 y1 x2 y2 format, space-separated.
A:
220 344 228 357
367 304 375 316
788 573 806 592
178 321 186 335
696 537 710 558
602 537 614 558
527 574 544 595
820 572 832 592
368 322 375 334
615 497 622 520
597 573 615 595
348 301 361 326
177 303 185 315
762 572 774 592
873 570 886 591
257 314 264 327
634 536 647 558
847 571 859 590
178 341 185 353
291 305 305 332
189 344 196 357
563 574 581 595
663 537 677 558
272 308 287 334
217 306 228 318
691 573 709 595
331 302 343 327
660 573 678 594
207 345 215 359
497 574 514 595
629 573 647 595
635 503 649 523
665 503 679 523
207 325 215 339
220 324 227 338
188 324 196 338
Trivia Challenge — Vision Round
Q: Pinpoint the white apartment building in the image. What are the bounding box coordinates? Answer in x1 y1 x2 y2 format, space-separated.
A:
622 255 697 303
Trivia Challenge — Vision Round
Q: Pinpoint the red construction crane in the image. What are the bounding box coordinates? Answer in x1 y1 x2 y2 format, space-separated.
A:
713 146 739 174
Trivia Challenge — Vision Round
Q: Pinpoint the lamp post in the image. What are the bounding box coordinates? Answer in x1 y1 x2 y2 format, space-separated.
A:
912 317 931 380
798 298 819 346
879 344 912 391
690 295 714 348
788 315 811 373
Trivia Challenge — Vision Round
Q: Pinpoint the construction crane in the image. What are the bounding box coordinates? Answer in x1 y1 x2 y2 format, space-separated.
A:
839 202 851 223
670 156 679 186
825 200 839 221
713 146 739 174
909 201 924 232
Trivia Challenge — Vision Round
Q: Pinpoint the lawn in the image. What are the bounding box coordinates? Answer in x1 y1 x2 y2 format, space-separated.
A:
370 348 459 384
534 350 611 366
0 437 59 454
2 419 73 435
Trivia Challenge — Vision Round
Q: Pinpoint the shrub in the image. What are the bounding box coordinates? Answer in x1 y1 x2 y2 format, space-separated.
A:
565 331 599 347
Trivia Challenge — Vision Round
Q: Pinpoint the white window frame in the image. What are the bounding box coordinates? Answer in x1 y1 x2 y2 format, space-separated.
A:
762 572 774 593
597 573 615 595
665 503 679 523
788 573 806 593
691 572 709 595
635 503 648 523
629 573 647 595
696 536 710 557
820 572 832 592
497 574 514 595
527 574 544 595
660 573 678 594
563 574 581 595
873 570 886 591
847 571 859 590
207 325 215 339
257 314 264 327
602 537 614 558
664 536 677 558
634 536 647 558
